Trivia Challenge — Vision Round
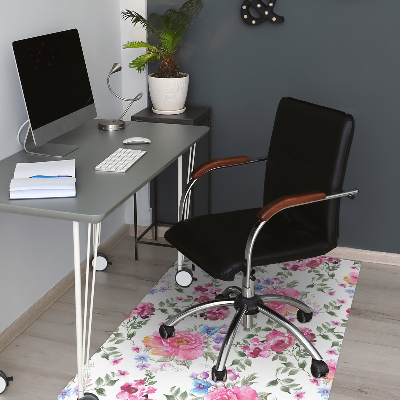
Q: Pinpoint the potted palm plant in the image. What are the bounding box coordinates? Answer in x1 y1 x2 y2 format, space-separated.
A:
122 0 204 114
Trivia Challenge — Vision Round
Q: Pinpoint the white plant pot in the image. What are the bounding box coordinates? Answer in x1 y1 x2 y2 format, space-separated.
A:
148 73 189 114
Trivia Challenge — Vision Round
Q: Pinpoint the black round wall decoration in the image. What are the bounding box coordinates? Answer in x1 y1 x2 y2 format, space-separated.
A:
241 0 284 25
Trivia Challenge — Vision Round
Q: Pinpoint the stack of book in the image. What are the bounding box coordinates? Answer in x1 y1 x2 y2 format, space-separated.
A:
9 159 76 200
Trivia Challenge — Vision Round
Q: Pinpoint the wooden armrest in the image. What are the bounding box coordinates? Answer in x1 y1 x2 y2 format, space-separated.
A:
257 191 326 221
191 156 251 179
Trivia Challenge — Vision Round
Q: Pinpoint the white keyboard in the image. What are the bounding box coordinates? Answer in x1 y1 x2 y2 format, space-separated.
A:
95 148 146 173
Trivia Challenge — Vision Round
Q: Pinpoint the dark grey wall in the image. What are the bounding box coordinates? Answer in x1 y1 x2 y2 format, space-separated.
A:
148 0 400 253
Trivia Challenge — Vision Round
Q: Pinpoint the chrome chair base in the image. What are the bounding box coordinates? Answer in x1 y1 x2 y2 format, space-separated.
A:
159 287 329 382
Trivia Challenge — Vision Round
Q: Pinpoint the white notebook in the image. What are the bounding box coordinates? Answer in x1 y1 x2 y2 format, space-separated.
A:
10 159 76 199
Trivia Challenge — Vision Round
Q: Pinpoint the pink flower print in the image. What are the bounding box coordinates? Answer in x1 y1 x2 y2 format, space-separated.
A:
337 299 347 304
227 368 240 381
116 381 156 400
328 291 336 296
344 271 358 285
242 337 272 358
331 321 341 326
265 330 295 353
273 277 285 285
346 307 350 318
309 378 320 386
127 302 155 319
327 349 338 355
204 307 230 321
338 283 346 288
284 260 307 272
131 346 141 353
204 385 259 400
117 370 129 376
198 293 214 303
193 285 209 295
175 296 184 301
325 359 337 379
305 257 324 269
324 257 340 263
294 391 305 399
143 330 206 360
260 287 302 316
111 358 123 365
299 327 316 342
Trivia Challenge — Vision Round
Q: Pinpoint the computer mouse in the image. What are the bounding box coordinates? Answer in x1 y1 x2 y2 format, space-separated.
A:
123 137 151 144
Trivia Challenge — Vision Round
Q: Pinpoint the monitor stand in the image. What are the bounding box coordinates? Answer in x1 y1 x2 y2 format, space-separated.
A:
23 126 78 158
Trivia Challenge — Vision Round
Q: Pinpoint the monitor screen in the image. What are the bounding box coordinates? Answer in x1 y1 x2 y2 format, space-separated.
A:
13 29 96 146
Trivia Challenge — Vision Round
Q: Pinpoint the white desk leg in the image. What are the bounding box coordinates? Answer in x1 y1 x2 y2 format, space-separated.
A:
73 221 101 400
185 144 196 220
73 221 84 398
177 144 197 271
177 155 183 269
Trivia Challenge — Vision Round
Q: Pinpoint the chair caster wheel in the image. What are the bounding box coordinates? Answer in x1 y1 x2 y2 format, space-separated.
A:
297 309 313 323
80 393 99 400
0 370 13 393
91 253 111 271
311 359 329 378
211 366 227 382
159 324 175 339
175 268 193 287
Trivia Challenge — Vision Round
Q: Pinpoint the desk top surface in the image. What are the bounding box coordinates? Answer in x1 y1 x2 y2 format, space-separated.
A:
0 120 208 223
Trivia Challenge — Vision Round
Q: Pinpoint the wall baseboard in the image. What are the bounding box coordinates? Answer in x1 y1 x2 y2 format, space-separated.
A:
2 223 398 352
0 224 130 352
326 246 400 266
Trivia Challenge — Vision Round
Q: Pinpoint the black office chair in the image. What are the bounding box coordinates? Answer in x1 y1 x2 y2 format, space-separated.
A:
160 97 358 382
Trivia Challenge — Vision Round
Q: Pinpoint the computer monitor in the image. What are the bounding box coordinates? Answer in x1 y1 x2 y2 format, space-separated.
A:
13 29 96 157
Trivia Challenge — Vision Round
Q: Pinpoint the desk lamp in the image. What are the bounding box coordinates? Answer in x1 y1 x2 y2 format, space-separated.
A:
98 63 143 131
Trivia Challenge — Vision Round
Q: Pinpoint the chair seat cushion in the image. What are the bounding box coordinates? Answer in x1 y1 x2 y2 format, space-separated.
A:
165 208 334 281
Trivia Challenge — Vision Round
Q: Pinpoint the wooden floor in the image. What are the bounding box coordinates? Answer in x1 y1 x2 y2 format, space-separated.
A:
0 235 399 400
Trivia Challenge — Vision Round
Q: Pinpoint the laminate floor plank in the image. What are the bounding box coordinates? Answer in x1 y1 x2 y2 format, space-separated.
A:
0 236 398 400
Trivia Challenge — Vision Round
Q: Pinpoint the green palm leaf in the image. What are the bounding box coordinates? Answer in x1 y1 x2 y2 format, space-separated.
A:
123 41 161 55
129 52 161 73
121 10 161 38
122 0 204 76
175 0 204 31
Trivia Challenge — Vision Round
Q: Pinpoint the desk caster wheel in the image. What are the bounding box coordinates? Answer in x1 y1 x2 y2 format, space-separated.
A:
91 253 111 271
80 393 99 400
0 370 13 394
175 267 193 287
311 359 329 378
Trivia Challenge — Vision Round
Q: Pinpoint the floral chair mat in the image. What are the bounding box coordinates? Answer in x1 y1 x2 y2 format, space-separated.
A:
59 256 360 400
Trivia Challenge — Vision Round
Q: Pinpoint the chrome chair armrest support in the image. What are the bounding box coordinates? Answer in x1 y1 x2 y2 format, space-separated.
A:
243 189 359 294
178 156 268 221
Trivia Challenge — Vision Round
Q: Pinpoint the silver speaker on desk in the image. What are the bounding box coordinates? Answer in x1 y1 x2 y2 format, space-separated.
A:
98 63 143 131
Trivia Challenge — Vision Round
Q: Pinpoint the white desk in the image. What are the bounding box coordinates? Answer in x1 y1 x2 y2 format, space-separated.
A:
0 119 208 399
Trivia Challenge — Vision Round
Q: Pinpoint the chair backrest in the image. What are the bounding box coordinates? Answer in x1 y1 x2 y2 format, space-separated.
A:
264 97 355 246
